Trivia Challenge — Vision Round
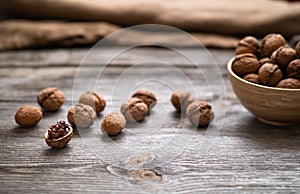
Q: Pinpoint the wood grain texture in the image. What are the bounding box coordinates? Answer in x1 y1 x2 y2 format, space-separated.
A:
0 48 299 193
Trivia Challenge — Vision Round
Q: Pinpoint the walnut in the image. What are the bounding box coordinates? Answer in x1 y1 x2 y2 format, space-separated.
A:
170 91 194 113
67 103 96 128
271 46 296 70
258 63 283 86
235 36 259 56
121 98 148 122
44 121 73 149
287 59 300 80
15 105 42 127
132 90 157 111
186 101 214 127
232 53 259 76
37 87 65 111
259 33 286 58
79 91 106 114
276 78 300 89
243 73 260 84
258 58 272 67
101 112 126 136
295 41 300 58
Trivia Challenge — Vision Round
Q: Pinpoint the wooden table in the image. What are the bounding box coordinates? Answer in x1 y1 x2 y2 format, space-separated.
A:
0 47 299 193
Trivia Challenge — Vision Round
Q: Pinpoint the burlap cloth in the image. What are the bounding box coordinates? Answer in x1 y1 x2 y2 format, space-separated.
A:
1 0 300 50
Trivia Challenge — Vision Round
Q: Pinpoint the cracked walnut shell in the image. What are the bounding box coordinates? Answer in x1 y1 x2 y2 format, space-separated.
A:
67 103 96 128
79 91 106 114
15 105 42 127
44 121 73 149
171 91 194 113
186 101 214 127
101 112 126 136
132 90 157 111
37 87 65 111
121 98 148 122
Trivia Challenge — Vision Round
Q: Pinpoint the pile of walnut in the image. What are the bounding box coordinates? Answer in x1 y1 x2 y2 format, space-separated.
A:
233 34 300 89
15 87 214 149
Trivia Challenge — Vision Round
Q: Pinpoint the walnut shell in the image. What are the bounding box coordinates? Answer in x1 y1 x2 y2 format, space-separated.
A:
295 41 300 58
132 90 157 110
271 46 296 70
67 103 96 128
258 58 272 67
287 59 300 80
259 33 286 58
186 101 214 127
170 91 194 113
276 78 300 89
44 121 73 149
37 87 65 111
235 36 259 56
101 112 126 136
243 73 260 84
79 91 106 114
120 98 148 122
232 53 259 76
15 105 42 127
258 63 283 86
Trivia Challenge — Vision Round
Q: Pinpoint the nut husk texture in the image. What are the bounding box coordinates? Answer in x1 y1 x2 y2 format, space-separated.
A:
295 41 300 58
37 87 65 111
271 46 296 70
171 91 194 112
259 33 286 58
258 63 283 86
79 91 106 114
45 121 73 149
101 112 126 136
276 78 300 89
287 59 300 80
67 103 96 128
186 101 214 127
132 90 157 110
232 53 259 76
121 98 148 122
15 105 42 127
235 36 259 56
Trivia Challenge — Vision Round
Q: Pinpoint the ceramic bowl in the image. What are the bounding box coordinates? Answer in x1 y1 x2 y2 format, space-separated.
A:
227 57 300 126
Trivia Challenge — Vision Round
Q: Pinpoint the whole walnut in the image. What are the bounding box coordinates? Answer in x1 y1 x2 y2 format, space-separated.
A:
259 33 286 58
295 41 300 58
235 36 259 56
15 105 42 127
79 91 106 114
101 112 126 136
287 59 300 80
258 63 283 86
170 91 194 113
276 78 300 89
232 53 259 76
186 101 214 127
132 90 157 111
258 58 272 67
243 73 260 84
121 98 148 122
67 103 96 128
271 46 296 71
37 87 65 111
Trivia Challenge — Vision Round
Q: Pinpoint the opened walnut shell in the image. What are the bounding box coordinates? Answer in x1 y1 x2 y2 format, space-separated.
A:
44 121 73 149
186 101 214 127
132 90 157 111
